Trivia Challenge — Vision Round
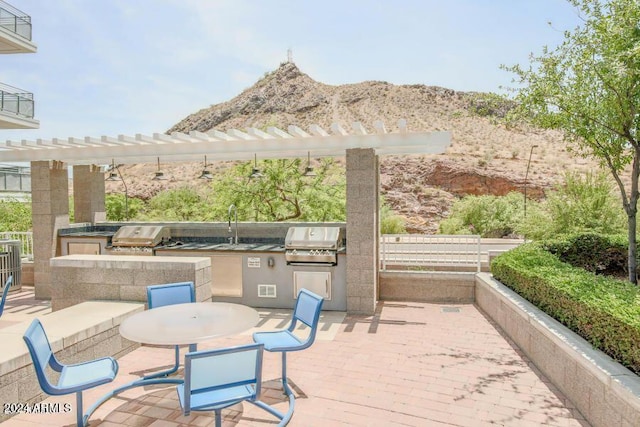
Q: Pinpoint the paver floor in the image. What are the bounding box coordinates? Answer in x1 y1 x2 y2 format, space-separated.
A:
2 290 590 426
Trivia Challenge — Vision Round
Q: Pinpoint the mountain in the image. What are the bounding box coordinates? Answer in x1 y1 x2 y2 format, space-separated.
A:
109 62 595 233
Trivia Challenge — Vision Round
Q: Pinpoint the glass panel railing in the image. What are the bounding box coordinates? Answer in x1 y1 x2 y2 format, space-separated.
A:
0 83 34 118
0 1 32 41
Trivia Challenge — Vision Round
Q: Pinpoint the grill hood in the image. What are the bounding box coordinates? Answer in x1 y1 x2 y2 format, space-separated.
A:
111 225 170 247
285 226 341 250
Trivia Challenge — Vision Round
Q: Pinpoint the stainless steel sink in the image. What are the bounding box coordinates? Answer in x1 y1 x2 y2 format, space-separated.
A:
211 243 260 251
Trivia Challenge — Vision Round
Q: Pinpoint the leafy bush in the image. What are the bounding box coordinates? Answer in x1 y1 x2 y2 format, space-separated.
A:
491 243 640 374
439 192 523 237
541 233 630 276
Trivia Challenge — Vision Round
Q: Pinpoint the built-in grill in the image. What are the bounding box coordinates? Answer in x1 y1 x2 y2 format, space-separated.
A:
105 225 170 256
284 226 342 265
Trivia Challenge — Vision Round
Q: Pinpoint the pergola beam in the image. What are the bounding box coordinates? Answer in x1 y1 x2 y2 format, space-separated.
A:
0 121 451 165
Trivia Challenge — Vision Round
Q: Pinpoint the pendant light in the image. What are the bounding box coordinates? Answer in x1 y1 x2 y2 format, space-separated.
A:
249 153 264 179
198 155 213 180
152 157 168 181
105 159 121 181
303 151 316 177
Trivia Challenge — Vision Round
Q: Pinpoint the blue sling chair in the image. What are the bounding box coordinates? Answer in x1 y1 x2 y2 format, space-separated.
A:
252 288 324 420
177 343 288 426
0 275 12 317
23 319 118 427
146 281 196 378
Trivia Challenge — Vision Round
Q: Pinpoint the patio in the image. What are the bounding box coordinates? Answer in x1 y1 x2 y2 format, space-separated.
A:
1 287 588 426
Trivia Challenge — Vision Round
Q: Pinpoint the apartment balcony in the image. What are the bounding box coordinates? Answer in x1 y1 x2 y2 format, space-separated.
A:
0 0 36 53
0 82 38 128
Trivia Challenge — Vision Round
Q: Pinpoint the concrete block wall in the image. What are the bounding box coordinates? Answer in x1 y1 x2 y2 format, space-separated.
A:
476 273 640 427
346 148 379 315
73 165 106 224
379 271 475 303
50 255 212 311
31 161 69 300
0 301 143 423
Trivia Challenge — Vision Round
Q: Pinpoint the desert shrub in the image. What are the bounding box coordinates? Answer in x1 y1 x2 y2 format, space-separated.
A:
491 243 640 374
521 171 626 240
380 201 406 234
439 192 523 237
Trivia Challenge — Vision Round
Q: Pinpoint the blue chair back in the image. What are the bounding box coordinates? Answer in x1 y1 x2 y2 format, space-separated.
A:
0 275 12 317
23 319 62 395
147 281 195 309
182 343 263 415
292 288 324 330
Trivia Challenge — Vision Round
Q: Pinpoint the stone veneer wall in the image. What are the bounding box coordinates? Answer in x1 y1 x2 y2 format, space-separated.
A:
31 161 69 300
73 165 106 224
49 255 212 311
346 148 378 315
379 271 475 303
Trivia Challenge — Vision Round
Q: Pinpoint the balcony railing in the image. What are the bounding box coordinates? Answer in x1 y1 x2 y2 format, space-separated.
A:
0 231 33 261
0 0 32 41
0 82 34 118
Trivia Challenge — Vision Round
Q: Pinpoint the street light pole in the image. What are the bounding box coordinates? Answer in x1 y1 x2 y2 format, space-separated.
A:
524 145 538 218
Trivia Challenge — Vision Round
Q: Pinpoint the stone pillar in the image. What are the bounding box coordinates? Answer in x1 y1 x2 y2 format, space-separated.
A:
31 161 69 299
346 148 379 315
73 165 106 223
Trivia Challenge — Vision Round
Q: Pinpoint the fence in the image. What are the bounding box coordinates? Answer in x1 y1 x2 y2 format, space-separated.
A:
380 234 482 272
0 231 32 260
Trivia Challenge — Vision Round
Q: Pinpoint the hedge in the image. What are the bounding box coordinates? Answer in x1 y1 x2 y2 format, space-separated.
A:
491 243 640 374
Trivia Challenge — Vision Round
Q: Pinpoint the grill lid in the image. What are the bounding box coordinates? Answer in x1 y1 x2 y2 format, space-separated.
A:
285 226 341 250
111 225 169 247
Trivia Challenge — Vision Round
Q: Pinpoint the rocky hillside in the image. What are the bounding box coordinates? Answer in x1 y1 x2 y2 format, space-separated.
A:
110 62 596 233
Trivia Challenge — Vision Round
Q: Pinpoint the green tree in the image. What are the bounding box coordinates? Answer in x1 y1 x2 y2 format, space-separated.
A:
141 187 209 221
105 194 144 221
504 0 640 283
207 157 346 222
0 199 31 231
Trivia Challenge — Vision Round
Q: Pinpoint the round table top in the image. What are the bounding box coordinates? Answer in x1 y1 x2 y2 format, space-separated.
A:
119 302 259 345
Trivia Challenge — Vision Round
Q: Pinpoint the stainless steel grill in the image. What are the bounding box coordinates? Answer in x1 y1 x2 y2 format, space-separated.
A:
284 226 342 265
105 225 170 256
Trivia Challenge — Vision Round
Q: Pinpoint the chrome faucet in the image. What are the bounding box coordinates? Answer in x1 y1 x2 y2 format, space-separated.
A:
227 204 238 245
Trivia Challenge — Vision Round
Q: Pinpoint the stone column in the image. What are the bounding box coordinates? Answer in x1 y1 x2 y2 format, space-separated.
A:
31 161 69 299
73 165 106 224
346 148 379 315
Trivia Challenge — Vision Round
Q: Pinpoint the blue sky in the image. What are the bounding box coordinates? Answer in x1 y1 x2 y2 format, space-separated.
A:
0 0 582 143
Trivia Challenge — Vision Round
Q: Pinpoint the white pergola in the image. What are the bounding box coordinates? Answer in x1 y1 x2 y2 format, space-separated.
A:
0 120 451 164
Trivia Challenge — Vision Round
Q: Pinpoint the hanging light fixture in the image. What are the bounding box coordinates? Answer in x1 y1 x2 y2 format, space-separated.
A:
302 151 316 177
249 153 264 179
104 159 129 221
152 157 168 181
105 159 121 181
198 155 213 180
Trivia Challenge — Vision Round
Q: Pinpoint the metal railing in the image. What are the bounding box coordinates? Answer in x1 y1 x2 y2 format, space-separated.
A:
0 231 32 260
0 0 32 40
0 82 34 118
380 234 482 272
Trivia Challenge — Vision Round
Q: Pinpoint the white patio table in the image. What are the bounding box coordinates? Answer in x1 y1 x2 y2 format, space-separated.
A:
119 301 259 346
86 302 259 421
